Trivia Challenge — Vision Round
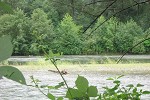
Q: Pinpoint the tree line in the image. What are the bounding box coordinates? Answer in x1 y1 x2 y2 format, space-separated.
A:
0 0 150 55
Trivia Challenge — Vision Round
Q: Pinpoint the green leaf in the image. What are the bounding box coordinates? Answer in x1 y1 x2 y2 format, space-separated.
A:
87 86 98 97
40 85 48 88
113 80 120 84
66 88 82 99
98 94 102 100
47 86 55 89
143 91 150 94
106 77 114 80
133 88 137 93
0 1 13 13
75 75 89 93
47 93 55 100
48 50 62 58
126 84 134 88
57 97 63 100
120 94 128 99
0 66 26 85
136 83 144 87
117 75 124 79
0 35 13 62
55 82 64 89
112 85 119 91
102 86 109 90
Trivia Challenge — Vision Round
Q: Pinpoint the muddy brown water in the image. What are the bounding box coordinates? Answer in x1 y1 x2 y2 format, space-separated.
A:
0 70 150 100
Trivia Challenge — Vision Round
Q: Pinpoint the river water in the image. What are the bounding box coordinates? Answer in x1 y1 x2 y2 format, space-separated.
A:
7 55 150 64
0 70 150 100
1 55 150 99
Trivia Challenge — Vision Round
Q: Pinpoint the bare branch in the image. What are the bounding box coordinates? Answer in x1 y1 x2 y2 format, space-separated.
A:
85 0 115 6
83 0 118 34
117 37 150 64
85 0 150 37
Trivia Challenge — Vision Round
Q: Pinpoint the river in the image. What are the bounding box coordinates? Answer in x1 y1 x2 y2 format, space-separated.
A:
0 55 150 99
0 70 150 100
7 55 150 64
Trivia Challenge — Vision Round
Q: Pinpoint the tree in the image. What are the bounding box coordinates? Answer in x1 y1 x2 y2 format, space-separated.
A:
29 8 55 55
0 14 15 37
114 19 144 53
132 37 146 54
54 14 82 54
83 16 118 54
0 8 31 55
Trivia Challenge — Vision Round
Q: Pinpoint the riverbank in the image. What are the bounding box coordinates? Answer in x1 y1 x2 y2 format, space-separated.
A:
12 63 150 75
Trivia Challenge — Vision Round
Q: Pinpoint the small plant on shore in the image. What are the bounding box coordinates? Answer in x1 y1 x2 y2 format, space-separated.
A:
30 76 64 100
99 75 150 100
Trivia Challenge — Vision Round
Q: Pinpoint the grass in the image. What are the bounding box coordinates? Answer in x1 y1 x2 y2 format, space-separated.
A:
5 60 150 74
1 58 150 74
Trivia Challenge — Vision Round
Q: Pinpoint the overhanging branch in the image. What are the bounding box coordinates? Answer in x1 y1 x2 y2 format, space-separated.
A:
85 0 150 37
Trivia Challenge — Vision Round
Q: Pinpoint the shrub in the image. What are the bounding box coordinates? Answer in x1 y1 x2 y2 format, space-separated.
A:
132 37 146 54
143 28 150 53
114 19 144 53
85 16 118 54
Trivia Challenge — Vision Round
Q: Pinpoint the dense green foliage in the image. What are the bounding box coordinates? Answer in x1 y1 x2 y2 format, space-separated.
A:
54 14 82 54
0 0 150 55
0 1 150 100
0 35 26 84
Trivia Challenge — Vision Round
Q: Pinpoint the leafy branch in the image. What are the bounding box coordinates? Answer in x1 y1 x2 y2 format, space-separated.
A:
30 76 48 97
44 50 73 98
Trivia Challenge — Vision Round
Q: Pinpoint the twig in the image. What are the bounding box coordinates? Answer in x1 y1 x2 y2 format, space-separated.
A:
84 0 150 37
31 76 48 97
42 48 72 98
85 0 115 6
49 59 72 97
117 37 150 64
83 0 118 34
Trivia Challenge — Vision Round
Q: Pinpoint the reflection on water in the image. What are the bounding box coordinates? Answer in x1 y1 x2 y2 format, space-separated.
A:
0 70 150 100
